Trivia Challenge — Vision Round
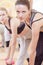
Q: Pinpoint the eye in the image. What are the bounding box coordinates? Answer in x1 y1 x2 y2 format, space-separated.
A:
2 14 5 16
17 11 20 13
22 11 26 13
0 14 5 16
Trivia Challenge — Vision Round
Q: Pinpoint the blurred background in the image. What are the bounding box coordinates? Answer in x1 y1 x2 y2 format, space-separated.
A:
0 0 17 17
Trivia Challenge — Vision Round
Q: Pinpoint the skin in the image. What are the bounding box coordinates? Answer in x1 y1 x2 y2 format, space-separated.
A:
0 10 10 29
6 4 31 64
6 1 43 65
28 12 43 65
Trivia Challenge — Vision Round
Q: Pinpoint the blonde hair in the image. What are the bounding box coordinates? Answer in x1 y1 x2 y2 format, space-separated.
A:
0 7 12 18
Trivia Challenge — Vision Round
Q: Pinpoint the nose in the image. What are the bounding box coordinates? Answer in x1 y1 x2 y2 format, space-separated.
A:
19 13 23 19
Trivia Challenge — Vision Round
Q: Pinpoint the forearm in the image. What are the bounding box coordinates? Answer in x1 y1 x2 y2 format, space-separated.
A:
28 36 38 65
28 37 39 55
9 34 17 60
28 27 40 57
9 33 17 46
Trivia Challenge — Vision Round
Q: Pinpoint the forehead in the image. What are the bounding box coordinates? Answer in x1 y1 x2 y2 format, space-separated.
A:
0 10 7 15
15 4 29 11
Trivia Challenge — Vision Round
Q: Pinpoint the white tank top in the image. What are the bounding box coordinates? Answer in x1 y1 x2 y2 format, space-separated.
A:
4 27 11 41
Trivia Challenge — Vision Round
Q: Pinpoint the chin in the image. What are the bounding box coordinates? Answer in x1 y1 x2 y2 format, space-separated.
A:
20 20 25 22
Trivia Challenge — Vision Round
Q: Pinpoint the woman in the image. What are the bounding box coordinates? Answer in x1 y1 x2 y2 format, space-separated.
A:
6 0 43 65
0 8 11 47
6 0 32 65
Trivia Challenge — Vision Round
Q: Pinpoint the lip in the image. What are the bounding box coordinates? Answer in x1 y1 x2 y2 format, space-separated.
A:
19 17 24 20
19 17 23 20
20 19 24 21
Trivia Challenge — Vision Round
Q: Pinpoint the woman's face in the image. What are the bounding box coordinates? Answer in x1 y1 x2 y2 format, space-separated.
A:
0 10 8 24
15 4 30 22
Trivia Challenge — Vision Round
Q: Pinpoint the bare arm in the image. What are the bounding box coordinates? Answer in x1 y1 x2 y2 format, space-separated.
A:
28 13 43 55
28 16 43 57
28 15 43 65
28 22 40 57
28 22 40 65
9 18 19 46
7 18 19 60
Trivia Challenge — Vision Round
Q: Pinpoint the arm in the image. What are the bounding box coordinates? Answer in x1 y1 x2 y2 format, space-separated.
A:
28 22 40 57
8 18 19 60
28 13 43 56
28 13 43 65
28 22 40 65
10 18 17 46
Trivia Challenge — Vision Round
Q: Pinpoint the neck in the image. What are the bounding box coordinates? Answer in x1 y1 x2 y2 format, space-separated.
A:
26 21 30 25
26 12 31 25
4 20 8 25
26 16 30 25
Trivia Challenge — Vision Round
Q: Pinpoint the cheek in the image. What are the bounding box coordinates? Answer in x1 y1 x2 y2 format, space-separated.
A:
0 16 3 20
25 14 29 19
3 16 8 20
2 16 7 21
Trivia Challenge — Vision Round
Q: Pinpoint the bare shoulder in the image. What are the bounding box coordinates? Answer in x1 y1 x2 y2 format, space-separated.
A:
32 12 43 28
33 12 43 21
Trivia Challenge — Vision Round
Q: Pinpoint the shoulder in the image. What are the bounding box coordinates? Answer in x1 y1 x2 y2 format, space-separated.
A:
32 10 43 27
33 10 43 21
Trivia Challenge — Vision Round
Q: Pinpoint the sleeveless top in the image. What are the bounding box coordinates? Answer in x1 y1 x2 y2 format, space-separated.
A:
5 10 36 34
30 10 43 32
17 10 38 34
5 9 43 34
31 10 43 24
5 18 12 34
0 18 12 36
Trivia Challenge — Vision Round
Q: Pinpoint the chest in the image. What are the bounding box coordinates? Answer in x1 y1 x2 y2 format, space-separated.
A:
17 22 32 39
